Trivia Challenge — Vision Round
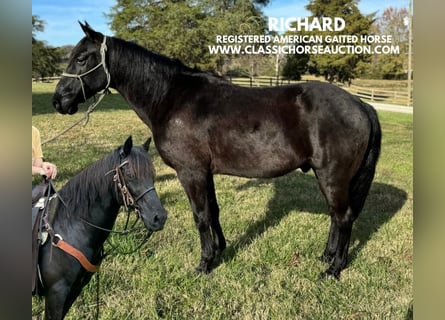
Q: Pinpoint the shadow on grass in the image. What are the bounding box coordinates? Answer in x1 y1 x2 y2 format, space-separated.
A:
156 173 177 183
218 170 407 268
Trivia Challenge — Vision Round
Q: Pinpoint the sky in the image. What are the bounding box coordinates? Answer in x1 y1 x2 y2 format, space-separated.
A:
32 0 410 47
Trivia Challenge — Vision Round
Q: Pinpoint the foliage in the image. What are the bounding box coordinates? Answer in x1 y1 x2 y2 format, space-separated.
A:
281 54 309 80
32 81 412 320
32 42 63 79
106 0 269 72
309 0 374 82
32 15 62 79
365 7 410 80
32 15 44 41
282 0 374 82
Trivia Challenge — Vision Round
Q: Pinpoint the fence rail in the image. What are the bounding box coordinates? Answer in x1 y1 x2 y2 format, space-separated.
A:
229 77 304 87
229 77 412 106
32 76 61 82
343 84 412 106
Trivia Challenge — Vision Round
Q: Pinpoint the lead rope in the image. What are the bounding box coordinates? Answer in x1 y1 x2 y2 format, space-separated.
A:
42 91 110 145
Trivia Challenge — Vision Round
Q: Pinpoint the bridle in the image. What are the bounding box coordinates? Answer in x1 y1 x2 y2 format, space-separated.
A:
61 36 111 102
45 157 156 270
111 159 156 217
74 159 156 238
78 158 156 235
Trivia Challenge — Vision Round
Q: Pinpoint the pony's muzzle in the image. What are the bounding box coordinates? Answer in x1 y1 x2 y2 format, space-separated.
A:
147 209 167 231
136 188 167 231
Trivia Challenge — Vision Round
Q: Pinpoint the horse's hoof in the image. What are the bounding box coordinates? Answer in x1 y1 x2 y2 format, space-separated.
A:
319 269 340 280
319 253 333 264
195 262 212 274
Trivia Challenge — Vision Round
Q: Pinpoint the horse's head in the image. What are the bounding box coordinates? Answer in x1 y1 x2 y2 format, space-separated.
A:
53 22 110 115
115 136 167 232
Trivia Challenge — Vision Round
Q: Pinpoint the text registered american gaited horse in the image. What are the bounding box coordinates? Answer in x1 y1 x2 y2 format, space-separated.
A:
53 22 381 279
33 136 167 319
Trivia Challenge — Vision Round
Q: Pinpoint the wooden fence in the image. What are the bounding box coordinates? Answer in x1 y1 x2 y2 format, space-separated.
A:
229 77 304 87
229 77 412 106
343 84 412 106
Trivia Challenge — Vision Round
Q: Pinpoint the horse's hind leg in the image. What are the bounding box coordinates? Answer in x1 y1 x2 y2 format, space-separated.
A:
315 169 355 279
320 217 339 264
323 205 355 279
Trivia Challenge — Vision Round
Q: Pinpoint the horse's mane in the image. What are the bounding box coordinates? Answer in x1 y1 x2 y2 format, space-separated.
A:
57 145 154 219
108 36 229 102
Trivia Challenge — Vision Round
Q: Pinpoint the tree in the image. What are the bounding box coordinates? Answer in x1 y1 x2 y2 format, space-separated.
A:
32 15 62 79
374 7 410 79
32 15 44 43
286 0 374 82
281 54 309 80
106 0 269 73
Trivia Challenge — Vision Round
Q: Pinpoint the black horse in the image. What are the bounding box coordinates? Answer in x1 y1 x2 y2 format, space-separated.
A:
53 22 381 279
33 136 167 319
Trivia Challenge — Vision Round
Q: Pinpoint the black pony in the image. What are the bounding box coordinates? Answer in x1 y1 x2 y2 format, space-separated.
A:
53 22 381 279
33 136 167 319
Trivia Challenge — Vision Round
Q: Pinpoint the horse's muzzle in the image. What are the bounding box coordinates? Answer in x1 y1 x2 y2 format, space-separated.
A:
52 94 78 115
52 95 65 114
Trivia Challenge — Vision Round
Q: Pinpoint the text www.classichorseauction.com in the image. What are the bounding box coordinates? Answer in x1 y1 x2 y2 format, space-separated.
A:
208 16 400 55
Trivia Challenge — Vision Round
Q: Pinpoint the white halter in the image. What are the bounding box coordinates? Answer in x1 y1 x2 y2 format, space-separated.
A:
61 36 111 102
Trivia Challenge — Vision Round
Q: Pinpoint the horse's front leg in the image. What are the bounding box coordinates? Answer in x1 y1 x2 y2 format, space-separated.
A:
207 171 226 255
178 169 221 273
44 281 70 320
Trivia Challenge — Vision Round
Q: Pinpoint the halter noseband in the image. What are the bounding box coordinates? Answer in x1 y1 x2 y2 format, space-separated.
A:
61 36 111 102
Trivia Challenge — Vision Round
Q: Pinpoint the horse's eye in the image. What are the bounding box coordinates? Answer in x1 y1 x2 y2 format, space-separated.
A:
76 57 86 65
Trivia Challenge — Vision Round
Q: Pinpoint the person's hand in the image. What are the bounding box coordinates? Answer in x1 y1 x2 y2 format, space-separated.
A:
41 162 57 179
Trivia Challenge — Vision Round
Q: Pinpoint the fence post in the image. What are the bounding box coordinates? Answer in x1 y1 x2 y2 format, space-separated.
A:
249 77 252 87
371 89 374 101
270 78 272 86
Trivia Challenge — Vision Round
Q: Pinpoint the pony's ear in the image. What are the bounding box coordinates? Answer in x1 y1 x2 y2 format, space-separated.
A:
78 21 104 44
142 137 152 152
121 136 133 157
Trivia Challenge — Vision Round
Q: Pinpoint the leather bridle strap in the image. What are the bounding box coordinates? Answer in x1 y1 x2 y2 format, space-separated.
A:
112 161 156 210
52 234 99 273
134 186 155 203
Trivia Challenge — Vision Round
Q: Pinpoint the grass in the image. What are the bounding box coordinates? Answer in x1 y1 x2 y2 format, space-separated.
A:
32 81 412 319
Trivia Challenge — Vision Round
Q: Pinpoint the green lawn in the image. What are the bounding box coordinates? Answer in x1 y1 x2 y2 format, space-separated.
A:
32 81 413 319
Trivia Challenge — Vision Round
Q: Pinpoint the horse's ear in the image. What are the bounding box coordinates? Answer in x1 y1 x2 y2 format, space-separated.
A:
78 21 104 44
122 136 133 157
142 137 152 152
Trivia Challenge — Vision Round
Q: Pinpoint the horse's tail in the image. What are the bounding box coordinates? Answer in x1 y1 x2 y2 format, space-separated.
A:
349 101 382 215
